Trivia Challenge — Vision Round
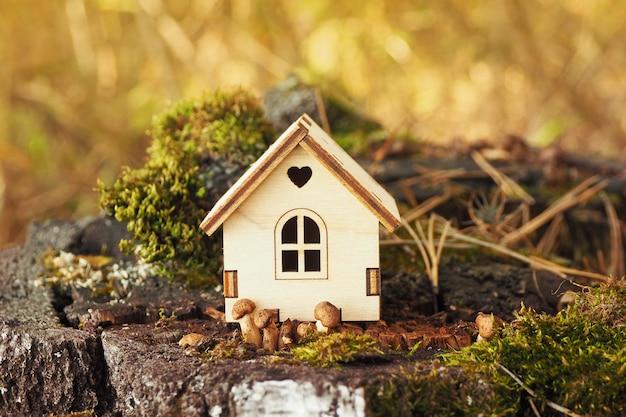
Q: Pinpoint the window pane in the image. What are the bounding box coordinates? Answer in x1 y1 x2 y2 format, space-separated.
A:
303 216 320 243
282 250 298 272
304 250 321 271
281 217 297 243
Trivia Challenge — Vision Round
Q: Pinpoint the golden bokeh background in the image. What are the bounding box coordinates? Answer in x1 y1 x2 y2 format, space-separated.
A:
1 0 625 248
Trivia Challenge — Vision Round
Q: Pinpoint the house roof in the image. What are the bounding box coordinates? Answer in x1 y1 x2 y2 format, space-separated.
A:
200 114 401 235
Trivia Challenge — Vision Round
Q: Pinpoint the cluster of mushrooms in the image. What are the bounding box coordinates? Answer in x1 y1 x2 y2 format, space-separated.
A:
232 298 341 352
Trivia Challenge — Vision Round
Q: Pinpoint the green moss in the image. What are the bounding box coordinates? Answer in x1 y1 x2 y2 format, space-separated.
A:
439 278 626 416
97 89 275 286
367 365 514 417
291 332 385 368
367 279 626 416
202 339 252 362
154 307 177 329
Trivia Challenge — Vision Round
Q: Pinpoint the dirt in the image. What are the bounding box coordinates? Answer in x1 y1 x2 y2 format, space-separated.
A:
383 258 581 324
52 246 581 359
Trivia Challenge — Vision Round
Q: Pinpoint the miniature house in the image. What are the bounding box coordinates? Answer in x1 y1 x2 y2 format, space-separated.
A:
200 114 401 323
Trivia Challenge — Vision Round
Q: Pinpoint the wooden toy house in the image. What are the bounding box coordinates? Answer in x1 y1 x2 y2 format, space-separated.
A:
200 114 401 322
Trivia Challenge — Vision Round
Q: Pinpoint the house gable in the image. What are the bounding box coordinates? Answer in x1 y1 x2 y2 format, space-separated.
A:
219 144 383 321
200 114 401 236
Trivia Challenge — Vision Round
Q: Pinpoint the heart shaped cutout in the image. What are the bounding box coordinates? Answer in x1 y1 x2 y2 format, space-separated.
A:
287 166 312 188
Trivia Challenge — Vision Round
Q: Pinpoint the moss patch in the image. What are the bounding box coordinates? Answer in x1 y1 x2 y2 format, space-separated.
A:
96 89 275 286
368 278 626 416
291 332 386 368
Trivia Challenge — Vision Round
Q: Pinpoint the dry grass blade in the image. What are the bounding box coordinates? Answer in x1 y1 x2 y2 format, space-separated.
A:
471 150 535 204
528 256 609 283
401 180 419 208
393 215 609 284
599 191 625 277
400 215 450 296
371 128 399 168
400 217 432 276
451 225 608 283
419 215 451 294
379 238 472 250
445 226 566 280
595 249 607 275
501 176 609 247
401 166 468 188
534 213 564 256
403 192 452 223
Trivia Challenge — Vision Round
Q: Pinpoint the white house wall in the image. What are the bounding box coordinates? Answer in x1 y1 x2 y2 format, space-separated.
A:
223 145 381 322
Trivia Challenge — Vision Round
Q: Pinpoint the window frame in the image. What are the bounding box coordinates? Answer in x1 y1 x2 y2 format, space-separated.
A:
275 209 328 280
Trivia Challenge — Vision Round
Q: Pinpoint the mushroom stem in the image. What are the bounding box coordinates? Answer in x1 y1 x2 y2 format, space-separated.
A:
315 320 330 333
232 299 262 347
263 322 279 352
239 313 262 347
253 309 279 352
278 318 294 350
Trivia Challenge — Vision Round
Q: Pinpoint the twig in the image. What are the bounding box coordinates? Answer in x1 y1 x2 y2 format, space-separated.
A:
600 191 625 277
394 214 607 283
495 363 586 417
471 151 535 204
380 238 472 250
596 249 607 275
531 270 548 307
401 166 468 188
372 128 399 167
401 180 419 208
444 226 567 279
529 256 609 283
403 192 452 223
535 213 564 256
528 398 542 417
501 176 609 247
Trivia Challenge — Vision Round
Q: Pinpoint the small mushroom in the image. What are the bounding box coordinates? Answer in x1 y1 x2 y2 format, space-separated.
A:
313 301 341 333
557 290 576 311
295 321 317 343
178 333 208 355
178 333 207 348
278 318 294 350
254 309 279 352
475 312 503 341
232 298 262 347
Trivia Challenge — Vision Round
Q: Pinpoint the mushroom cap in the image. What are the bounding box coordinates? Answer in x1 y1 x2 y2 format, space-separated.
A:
296 322 316 340
313 301 340 328
232 298 256 320
475 312 502 339
253 309 277 329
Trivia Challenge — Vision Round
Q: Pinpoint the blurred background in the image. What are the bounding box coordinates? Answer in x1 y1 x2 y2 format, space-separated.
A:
1 0 625 248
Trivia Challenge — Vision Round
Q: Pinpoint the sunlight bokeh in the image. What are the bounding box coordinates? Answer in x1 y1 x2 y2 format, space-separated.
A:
1 0 625 247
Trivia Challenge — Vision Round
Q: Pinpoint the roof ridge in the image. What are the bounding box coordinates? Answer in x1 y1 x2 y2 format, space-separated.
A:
200 114 400 236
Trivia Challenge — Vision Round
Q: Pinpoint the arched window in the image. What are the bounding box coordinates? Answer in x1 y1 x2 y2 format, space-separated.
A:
275 209 327 279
